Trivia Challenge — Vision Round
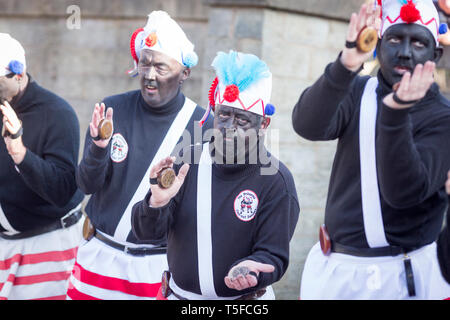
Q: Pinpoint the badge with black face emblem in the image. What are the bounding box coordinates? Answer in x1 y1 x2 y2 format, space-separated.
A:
110 133 128 163
234 190 258 222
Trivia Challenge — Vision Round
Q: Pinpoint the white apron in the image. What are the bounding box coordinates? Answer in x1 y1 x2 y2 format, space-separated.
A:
300 78 450 300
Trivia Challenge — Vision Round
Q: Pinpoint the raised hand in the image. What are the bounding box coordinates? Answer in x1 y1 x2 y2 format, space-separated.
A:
341 2 381 72
383 61 436 109
224 260 275 291
1 100 26 164
89 102 113 148
148 156 190 208
1 100 22 136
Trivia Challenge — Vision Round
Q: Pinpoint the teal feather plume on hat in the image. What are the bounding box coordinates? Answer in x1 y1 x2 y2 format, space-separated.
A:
211 51 270 93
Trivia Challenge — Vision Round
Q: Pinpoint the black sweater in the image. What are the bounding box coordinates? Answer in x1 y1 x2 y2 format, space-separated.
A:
0 76 83 232
76 89 213 242
131 144 300 298
437 198 450 283
292 56 450 249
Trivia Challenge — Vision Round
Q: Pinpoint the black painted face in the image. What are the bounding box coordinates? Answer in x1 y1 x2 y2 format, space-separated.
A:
377 23 442 86
213 104 265 163
138 49 189 108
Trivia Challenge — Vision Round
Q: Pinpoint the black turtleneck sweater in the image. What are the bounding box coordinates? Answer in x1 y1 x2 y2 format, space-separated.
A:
292 55 450 250
76 89 213 242
131 143 300 298
0 75 83 232
437 199 450 284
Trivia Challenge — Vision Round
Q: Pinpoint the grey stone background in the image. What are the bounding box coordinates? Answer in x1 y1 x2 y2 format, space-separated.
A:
1 0 449 299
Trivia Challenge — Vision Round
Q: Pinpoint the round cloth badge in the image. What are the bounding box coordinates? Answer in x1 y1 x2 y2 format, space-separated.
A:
110 133 129 163
234 190 259 222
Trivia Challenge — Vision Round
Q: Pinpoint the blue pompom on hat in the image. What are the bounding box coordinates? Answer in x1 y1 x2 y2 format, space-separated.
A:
182 51 199 68
8 60 24 75
264 103 276 116
439 23 448 35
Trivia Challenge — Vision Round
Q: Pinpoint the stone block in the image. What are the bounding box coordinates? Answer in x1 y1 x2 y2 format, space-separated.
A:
236 38 262 56
0 0 207 19
182 76 204 106
282 14 330 49
202 36 236 72
327 20 349 50
175 0 210 20
262 10 286 43
269 76 311 113
262 42 310 79
208 0 363 21
234 9 263 39
308 48 340 81
208 8 234 37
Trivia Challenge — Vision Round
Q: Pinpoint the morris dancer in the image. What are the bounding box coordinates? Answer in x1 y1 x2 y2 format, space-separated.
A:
67 11 213 300
293 0 450 299
0 33 84 300
132 51 300 300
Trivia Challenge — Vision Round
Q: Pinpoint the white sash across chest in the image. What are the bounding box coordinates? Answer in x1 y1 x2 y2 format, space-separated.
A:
113 97 197 242
196 143 218 297
170 143 242 299
359 77 390 248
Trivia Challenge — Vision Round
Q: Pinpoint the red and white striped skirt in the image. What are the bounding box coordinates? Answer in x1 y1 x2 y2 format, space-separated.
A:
0 217 84 300
67 232 168 300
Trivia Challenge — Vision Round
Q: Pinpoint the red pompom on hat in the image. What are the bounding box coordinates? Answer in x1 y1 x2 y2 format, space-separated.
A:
400 0 421 23
223 84 240 103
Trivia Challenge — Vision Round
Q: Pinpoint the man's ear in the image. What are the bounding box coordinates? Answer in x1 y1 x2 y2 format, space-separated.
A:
12 73 23 83
261 117 270 130
258 117 270 137
181 67 191 81
433 46 443 64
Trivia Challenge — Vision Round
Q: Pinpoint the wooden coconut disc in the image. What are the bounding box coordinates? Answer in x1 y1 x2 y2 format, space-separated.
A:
357 27 378 53
98 119 113 140
157 167 176 189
